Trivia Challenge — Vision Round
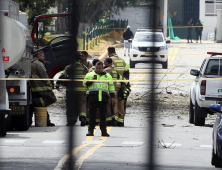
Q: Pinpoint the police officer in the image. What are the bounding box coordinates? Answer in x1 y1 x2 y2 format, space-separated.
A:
30 51 56 126
80 51 93 69
55 53 88 126
83 61 115 136
104 57 124 126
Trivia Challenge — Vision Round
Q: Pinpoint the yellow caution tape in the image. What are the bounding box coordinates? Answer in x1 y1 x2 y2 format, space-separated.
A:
0 77 222 82
130 72 189 74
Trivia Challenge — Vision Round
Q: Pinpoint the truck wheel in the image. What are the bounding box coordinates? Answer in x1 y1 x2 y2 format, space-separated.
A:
162 59 168 69
215 150 222 168
211 147 215 166
189 98 194 124
194 100 205 126
130 59 136 68
15 106 30 131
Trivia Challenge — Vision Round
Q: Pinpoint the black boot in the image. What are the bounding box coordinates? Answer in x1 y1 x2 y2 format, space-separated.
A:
118 122 124 127
47 112 55 126
101 131 110 137
80 117 86 126
112 118 117 126
86 130 94 136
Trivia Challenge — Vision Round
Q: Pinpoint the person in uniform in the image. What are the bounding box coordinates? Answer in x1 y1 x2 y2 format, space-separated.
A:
30 51 56 126
83 61 115 136
107 47 130 126
55 53 88 126
80 51 93 69
104 57 125 126
88 59 100 72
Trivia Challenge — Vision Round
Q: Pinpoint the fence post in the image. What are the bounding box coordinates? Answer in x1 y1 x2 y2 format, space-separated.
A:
83 31 86 50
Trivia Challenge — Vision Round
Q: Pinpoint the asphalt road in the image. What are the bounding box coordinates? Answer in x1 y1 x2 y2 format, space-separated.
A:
0 40 222 170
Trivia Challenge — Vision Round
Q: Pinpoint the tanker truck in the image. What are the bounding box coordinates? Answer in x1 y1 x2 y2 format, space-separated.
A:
0 0 33 136
0 0 73 136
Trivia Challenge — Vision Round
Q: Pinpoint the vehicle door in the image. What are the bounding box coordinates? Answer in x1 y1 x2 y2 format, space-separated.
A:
204 58 222 99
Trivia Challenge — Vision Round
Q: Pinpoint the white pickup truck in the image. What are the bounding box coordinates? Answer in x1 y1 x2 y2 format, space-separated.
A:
190 52 222 126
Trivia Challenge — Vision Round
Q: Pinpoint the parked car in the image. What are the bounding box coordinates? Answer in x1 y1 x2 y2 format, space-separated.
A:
189 52 222 126
210 104 222 168
129 29 170 69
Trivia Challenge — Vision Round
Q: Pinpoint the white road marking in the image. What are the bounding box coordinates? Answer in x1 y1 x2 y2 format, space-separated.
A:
4 140 26 143
82 141 104 144
122 141 144 145
200 145 212 148
43 140 65 144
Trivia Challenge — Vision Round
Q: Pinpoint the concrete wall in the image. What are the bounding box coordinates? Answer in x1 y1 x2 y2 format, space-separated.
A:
157 0 167 37
199 0 217 40
110 7 153 34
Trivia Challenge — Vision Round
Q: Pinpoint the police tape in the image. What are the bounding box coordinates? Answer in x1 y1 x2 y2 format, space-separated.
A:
100 25 222 29
0 77 222 82
129 72 189 74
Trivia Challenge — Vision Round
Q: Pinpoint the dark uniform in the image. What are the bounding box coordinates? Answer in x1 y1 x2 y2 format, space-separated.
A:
30 57 57 126
55 61 88 126
83 70 115 136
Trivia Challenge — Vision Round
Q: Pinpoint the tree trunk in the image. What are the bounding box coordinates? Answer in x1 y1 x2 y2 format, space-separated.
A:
56 0 64 34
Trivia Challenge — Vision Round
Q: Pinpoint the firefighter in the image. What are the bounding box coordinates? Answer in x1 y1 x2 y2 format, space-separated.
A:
55 53 88 126
88 59 100 72
107 47 130 126
104 57 124 126
83 61 115 136
80 51 93 69
108 47 129 79
30 51 56 126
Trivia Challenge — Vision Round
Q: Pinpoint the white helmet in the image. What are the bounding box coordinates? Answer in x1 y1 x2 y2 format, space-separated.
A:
127 25 131 29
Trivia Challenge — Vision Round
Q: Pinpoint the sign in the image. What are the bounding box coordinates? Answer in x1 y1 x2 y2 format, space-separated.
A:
218 89 222 93
10 106 25 115
2 56 10 62
2 48 6 53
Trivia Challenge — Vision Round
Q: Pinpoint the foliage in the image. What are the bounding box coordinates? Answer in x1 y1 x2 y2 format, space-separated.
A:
79 0 139 23
14 0 56 27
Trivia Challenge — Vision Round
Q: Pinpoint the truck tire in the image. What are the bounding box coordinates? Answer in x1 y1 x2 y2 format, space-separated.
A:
215 150 222 168
211 148 215 166
162 59 168 69
189 98 194 124
194 100 205 126
130 59 136 68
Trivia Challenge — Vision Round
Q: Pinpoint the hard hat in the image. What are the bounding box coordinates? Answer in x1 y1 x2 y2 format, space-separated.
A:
127 26 131 29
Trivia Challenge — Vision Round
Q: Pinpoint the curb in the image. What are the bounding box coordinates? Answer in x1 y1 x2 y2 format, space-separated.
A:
98 43 124 61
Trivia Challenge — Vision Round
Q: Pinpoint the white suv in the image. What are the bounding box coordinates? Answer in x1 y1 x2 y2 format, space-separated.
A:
130 29 170 69
190 52 222 126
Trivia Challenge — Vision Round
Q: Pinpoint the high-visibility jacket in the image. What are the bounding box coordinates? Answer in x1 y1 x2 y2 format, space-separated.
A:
55 61 88 92
104 65 123 90
110 53 129 77
83 71 115 102
30 58 52 92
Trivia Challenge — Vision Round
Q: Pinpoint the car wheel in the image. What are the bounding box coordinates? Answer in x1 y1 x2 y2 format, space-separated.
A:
215 150 222 168
194 100 205 126
189 98 194 124
130 59 136 68
162 59 168 69
211 147 215 166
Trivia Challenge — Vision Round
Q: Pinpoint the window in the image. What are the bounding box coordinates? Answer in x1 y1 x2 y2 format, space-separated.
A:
205 0 222 16
134 33 163 42
204 59 220 75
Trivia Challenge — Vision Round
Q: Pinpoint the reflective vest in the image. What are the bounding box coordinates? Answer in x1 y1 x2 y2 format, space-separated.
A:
55 61 88 92
83 71 115 102
104 65 122 90
110 54 128 77
30 58 52 92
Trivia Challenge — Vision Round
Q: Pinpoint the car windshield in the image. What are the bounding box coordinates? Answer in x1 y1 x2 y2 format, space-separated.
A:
134 33 163 42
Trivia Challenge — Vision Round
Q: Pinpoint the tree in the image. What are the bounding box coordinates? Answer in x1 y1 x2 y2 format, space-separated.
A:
79 0 138 24
15 0 56 27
